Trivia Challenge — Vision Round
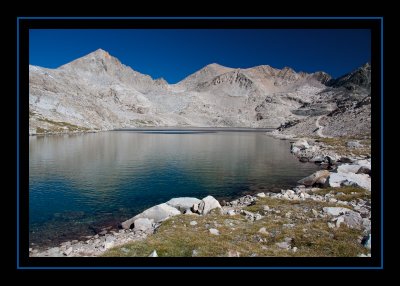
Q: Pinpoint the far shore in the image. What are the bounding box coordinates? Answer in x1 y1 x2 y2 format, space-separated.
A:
113 127 275 133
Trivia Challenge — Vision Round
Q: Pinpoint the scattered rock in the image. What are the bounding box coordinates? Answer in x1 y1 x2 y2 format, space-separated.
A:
323 207 352 216
292 139 310 150
133 218 154 231
256 192 266 198
336 212 363 229
148 250 158 257
357 166 371 175
64 247 73 256
259 227 269 235
283 224 295 228
190 221 198 226
327 222 335 228
347 141 363 148
263 205 270 211
299 157 309 163
227 209 236 216
227 250 240 257
340 157 354 163
276 241 291 250
104 236 116 250
209 228 219 235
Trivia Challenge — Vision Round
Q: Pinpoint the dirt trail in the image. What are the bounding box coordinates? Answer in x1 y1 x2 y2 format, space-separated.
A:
315 116 327 138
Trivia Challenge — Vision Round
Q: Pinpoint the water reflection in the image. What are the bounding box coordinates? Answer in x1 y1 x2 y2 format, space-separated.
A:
29 132 319 245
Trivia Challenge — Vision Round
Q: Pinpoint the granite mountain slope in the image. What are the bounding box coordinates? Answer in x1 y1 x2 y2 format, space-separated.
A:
29 49 370 137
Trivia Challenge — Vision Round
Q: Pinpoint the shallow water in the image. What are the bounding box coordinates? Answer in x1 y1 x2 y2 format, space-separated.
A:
29 131 319 247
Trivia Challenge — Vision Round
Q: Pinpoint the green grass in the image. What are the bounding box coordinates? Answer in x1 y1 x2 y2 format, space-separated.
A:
102 192 367 257
315 137 371 157
37 118 89 132
312 186 370 202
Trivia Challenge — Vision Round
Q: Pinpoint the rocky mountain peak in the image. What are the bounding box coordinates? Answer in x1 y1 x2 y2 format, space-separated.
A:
327 62 371 90
59 49 123 73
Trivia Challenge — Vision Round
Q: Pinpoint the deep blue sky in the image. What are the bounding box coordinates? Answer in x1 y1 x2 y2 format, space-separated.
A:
30 29 370 83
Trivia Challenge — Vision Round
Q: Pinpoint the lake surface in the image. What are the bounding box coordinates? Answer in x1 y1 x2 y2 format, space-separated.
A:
29 131 319 247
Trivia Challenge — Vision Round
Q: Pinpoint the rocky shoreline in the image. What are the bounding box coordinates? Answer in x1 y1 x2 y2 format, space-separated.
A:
30 134 371 257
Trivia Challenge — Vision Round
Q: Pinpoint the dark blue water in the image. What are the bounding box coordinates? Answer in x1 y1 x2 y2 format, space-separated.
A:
29 131 319 247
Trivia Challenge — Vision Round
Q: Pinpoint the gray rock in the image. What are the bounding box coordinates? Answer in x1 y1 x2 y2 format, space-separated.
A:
263 205 270 211
283 224 295 228
292 139 309 150
259 227 269 235
291 146 301 154
190 221 197 226
335 212 363 229
276 241 291 250
166 197 201 212
227 250 240 257
104 235 116 250
347 141 363 148
297 170 330 186
195 196 222 215
64 247 73 256
337 164 362 174
121 203 181 229
339 157 354 163
256 192 266 198
299 157 309 163
310 155 324 163
227 209 236 216
362 218 371 232
209 228 219 235
325 155 338 165
323 207 352 216
357 166 371 175
133 218 154 231
148 250 158 257
326 172 371 191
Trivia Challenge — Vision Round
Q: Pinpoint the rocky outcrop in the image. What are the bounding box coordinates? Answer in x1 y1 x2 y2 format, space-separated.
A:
298 170 330 186
30 48 369 135
192 195 222 215
166 197 201 212
121 203 181 229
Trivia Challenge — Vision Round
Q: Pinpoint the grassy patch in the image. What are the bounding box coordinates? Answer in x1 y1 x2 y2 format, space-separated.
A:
37 118 89 132
316 137 371 157
312 186 370 202
102 193 367 257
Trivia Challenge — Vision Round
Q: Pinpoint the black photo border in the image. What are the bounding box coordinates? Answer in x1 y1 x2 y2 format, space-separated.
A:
16 16 384 269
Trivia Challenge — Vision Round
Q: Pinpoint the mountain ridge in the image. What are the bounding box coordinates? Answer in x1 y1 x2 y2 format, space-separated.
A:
29 49 371 137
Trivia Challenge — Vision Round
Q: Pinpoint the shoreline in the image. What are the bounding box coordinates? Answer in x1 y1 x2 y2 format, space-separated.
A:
30 131 371 257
